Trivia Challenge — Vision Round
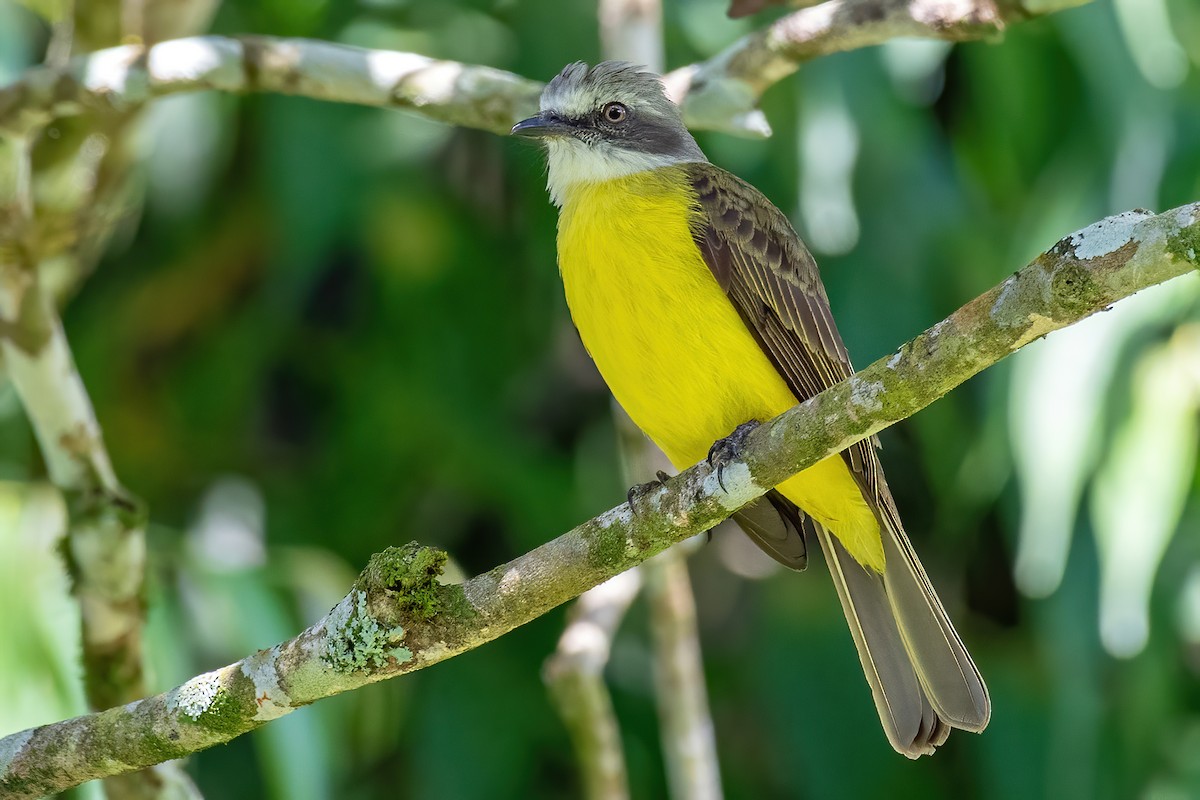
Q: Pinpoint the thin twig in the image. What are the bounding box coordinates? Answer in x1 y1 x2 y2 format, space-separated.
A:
1 203 1195 798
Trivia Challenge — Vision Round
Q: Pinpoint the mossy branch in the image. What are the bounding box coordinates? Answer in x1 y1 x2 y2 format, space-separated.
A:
0 202 1196 797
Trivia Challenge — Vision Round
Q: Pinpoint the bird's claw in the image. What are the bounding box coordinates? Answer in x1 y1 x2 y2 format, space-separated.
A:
627 471 673 514
707 420 760 492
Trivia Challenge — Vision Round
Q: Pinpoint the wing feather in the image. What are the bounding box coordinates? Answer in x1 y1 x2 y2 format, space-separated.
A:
684 161 990 750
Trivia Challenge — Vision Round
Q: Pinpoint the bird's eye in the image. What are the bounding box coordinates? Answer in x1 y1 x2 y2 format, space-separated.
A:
601 102 628 124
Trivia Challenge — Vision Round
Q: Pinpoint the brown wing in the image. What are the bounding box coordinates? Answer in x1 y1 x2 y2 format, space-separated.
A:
686 162 885 504
685 162 990 755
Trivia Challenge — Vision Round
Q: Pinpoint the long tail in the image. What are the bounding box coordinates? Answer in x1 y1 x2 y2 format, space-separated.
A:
813 516 990 758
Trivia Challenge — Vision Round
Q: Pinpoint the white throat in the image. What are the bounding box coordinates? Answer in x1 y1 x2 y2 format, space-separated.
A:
544 140 686 207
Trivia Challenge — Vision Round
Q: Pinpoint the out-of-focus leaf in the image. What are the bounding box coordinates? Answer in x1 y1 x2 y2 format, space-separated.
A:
1010 276 1200 598
0 483 103 800
11 0 64 24
1092 321 1200 658
798 86 860 256
1113 0 1188 89
0 2 43 81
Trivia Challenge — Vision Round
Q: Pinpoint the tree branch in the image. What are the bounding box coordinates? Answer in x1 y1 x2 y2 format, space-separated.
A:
662 0 1092 135
544 570 642 800
1 202 1194 798
0 36 544 137
0 268 150 712
0 0 1091 139
646 556 723 800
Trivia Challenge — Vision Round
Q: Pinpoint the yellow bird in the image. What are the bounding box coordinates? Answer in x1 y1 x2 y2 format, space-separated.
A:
513 61 989 757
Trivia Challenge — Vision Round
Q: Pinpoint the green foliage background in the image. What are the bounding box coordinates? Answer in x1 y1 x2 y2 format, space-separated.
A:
2 0 1200 798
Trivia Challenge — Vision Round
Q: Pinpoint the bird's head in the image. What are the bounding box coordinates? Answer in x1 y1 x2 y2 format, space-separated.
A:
512 61 706 205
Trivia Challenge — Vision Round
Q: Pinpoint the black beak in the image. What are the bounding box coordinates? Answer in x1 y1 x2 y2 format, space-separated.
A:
511 112 573 138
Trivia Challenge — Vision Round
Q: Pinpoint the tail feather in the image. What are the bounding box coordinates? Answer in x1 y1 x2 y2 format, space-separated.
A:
878 509 990 731
814 519 990 757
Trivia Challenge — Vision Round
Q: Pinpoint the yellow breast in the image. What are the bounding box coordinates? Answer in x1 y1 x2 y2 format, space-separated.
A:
556 166 882 570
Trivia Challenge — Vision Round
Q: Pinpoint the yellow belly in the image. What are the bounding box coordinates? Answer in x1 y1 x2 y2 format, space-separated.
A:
557 168 883 570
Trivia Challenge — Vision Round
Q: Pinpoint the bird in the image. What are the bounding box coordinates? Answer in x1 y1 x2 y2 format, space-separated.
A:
512 61 990 757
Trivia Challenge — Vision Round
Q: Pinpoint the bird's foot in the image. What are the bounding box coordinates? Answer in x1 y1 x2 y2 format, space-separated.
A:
707 420 760 492
626 470 674 515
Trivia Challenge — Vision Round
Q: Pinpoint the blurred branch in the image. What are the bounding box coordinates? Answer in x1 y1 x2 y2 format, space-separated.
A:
0 265 150 711
1 0 1091 140
662 0 1093 135
0 36 544 137
600 0 664 70
1 202 1197 798
646 556 723 800
544 571 642 800
0 256 190 797
613 403 725 800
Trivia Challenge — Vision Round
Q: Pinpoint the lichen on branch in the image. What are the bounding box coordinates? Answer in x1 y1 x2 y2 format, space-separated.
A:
0 200 1195 799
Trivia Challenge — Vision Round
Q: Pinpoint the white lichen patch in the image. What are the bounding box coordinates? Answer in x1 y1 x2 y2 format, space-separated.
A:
597 505 634 529
886 351 902 369
498 568 522 596
241 646 293 721
850 379 885 413
705 462 761 510
148 37 243 89
175 669 223 720
365 50 432 95
0 727 33 775
81 45 144 100
321 590 409 673
1068 210 1153 260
